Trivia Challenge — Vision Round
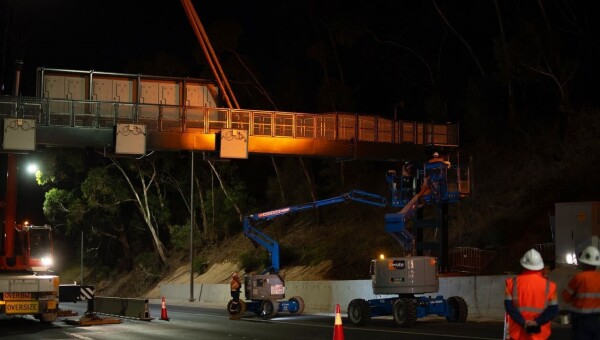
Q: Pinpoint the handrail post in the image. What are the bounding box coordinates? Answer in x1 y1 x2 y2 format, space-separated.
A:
249 110 254 136
354 113 359 141
95 101 100 128
159 104 163 131
181 106 186 132
292 112 297 138
203 106 208 134
227 107 231 129
271 111 275 137
70 99 75 127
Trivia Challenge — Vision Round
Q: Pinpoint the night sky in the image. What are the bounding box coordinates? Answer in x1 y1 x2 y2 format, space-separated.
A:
3 1 599 119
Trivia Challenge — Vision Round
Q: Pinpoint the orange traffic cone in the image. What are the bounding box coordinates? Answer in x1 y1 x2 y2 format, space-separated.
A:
160 297 170 321
332 304 344 340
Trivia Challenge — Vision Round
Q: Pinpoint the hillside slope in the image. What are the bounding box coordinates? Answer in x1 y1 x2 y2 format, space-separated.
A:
91 207 400 298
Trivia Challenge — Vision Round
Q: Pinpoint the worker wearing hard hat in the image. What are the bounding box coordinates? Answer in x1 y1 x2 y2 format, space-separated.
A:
229 272 242 319
504 249 559 339
429 151 451 168
562 245 600 340
400 161 415 200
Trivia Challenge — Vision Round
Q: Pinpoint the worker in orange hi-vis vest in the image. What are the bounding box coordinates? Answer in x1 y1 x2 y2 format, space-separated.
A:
504 249 559 340
562 245 600 340
229 272 242 320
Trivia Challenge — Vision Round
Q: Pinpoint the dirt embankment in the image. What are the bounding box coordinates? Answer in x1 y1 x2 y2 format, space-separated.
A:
143 259 333 299
84 227 335 299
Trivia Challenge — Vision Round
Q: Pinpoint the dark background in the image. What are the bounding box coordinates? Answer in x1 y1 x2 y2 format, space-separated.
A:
4 0 598 119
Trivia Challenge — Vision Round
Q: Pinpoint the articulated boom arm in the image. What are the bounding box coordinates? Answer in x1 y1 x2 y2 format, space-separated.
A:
384 193 422 252
243 190 387 274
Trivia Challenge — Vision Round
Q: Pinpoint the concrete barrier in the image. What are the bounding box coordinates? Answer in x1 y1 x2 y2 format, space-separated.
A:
95 296 152 320
159 269 578 320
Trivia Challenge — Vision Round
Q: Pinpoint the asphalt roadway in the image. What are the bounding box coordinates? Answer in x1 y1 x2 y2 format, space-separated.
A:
0 300 573 340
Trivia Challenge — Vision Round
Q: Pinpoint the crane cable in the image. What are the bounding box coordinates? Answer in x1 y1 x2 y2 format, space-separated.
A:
180 0 240 109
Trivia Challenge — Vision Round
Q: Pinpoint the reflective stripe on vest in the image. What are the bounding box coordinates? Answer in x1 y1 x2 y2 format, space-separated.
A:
564 271 600 314
512 276 549 314
574 292 600 298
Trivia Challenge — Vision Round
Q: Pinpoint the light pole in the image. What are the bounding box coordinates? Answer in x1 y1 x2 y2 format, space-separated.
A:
189 151 195 302
80 231 83 285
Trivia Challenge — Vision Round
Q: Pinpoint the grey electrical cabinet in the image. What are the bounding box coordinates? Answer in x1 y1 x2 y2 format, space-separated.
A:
554 202 600 266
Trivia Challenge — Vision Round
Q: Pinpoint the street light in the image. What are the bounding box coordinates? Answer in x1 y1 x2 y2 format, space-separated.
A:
189 151 195 302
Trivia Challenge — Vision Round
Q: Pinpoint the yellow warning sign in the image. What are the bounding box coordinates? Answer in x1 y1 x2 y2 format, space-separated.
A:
577 212 586 224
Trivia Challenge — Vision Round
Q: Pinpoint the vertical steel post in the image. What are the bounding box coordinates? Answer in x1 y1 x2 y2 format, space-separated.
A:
5 61 23 260
5 154 17 259
189 151 195 301
80 230 83 285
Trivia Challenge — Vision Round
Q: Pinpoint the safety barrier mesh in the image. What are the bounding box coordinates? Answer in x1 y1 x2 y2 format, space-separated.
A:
534 243 555 264
449 247 497 274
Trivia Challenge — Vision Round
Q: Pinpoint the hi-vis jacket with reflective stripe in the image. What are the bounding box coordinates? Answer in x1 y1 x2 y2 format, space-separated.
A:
505 271 558 340
562 269 600 315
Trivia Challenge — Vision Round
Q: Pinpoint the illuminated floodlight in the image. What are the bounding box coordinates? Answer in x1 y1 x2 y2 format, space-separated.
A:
565 253 577 265
379 254 385 260
26 163 39 174
41 256 54 267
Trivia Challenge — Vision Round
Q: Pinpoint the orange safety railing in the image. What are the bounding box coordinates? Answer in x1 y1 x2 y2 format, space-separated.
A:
0 95 460 147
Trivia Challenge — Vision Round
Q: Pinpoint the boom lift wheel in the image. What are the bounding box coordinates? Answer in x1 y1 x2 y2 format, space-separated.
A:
289 296 305 315
260 300 277 318
392 298 417 327
227 299 246 319
445 296 468 323
347 298 371 326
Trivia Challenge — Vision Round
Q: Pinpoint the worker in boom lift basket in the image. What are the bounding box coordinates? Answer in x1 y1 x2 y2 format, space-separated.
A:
429 151 451 168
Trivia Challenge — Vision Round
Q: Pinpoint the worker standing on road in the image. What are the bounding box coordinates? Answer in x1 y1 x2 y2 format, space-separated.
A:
504 249 559 340
562 245 600 340
229 272 242 319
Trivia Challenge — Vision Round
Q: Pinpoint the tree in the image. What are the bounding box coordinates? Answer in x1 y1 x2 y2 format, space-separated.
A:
79 167 136 270
109 156 169 265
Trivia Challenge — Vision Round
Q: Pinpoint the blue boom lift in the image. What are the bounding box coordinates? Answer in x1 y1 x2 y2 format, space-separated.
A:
227 190 388 319
347 160 471 327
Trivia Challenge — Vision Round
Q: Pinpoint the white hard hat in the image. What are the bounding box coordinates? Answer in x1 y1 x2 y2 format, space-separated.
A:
520 249 544 271
578 246 600 266
433 152 439 158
